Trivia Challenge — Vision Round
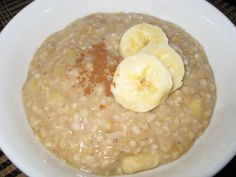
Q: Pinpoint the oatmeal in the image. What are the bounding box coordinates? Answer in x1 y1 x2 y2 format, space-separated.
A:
22 13 216 175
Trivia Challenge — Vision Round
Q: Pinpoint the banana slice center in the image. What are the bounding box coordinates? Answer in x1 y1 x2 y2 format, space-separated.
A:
139 78 151 91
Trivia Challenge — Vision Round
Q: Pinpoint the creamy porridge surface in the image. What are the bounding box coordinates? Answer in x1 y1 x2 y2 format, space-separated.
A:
22 13 216 175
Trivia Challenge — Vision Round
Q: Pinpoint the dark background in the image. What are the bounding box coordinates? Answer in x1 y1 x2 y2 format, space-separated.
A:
0 0 235 176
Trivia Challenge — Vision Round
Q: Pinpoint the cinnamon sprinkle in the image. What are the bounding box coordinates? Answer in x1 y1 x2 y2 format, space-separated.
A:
75 42 121 96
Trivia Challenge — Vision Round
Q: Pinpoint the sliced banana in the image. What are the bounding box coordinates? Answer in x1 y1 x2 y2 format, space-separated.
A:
111 53 173 112
120 153 160 174
141 43 185 91
120 23 168 58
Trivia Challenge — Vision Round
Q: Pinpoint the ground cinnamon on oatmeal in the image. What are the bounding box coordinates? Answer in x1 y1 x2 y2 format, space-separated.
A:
75 42 121 96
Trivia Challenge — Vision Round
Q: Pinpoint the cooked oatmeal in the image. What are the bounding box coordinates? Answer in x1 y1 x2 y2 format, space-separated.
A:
22 13 216 175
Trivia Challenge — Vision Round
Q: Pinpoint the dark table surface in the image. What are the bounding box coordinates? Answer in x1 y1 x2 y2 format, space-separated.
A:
0 0 236 176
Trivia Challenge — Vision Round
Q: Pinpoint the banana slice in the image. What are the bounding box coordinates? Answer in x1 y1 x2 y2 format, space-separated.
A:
120 23 168 58
120 153 160 174
141 44 185 91
111 53 173 112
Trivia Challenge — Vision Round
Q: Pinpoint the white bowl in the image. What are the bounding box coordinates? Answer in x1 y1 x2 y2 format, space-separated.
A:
0 0 236 177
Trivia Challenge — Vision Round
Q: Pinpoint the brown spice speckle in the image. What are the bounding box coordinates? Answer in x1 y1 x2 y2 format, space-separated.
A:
99 104 106 110
75 42 121 96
